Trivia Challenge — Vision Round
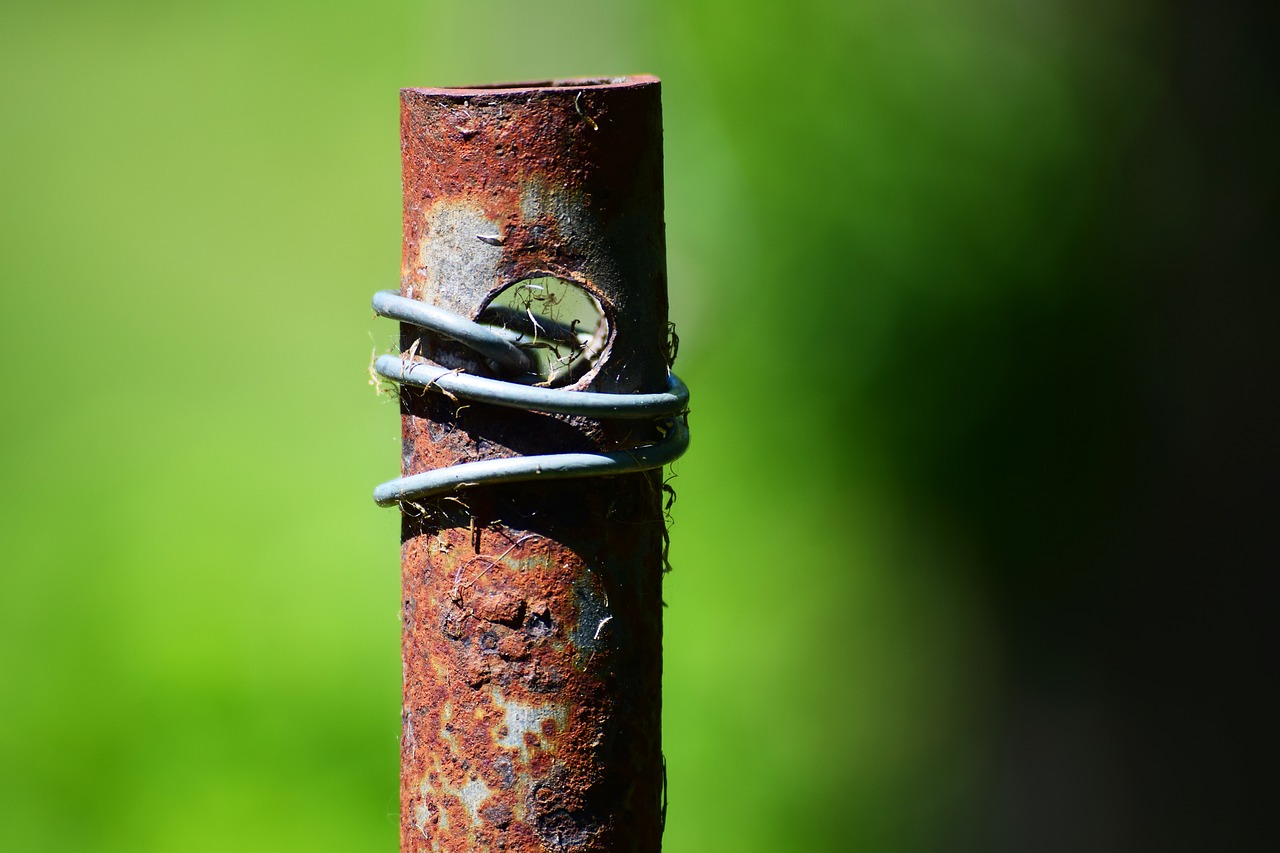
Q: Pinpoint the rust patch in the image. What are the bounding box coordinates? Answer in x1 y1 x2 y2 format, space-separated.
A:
396 77 668 852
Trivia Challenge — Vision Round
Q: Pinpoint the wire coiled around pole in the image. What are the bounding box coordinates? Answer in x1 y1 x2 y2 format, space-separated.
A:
371 290 690 507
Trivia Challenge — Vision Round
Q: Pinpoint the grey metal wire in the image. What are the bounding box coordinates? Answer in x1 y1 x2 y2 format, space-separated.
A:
372 291 690 506
372 290 531 374
374 357 688 419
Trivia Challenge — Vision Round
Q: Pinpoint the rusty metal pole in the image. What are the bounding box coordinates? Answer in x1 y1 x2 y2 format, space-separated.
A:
391 77 673 852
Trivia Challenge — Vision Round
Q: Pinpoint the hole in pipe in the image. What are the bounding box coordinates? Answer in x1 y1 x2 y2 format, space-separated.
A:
478 277 610 387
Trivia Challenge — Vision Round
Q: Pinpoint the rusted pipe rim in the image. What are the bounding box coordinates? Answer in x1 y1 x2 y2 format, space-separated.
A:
405 75 659 96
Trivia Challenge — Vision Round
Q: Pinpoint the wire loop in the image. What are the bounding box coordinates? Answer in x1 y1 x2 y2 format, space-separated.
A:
372 291 689 506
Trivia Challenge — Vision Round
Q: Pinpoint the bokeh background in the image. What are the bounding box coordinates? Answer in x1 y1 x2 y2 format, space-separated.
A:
1 2 1273 851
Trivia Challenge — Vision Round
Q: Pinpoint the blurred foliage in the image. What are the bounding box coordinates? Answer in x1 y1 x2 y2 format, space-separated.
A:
1 0 1237 851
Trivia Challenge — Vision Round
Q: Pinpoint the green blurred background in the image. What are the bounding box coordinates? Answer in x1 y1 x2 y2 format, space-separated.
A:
2 1 1273 851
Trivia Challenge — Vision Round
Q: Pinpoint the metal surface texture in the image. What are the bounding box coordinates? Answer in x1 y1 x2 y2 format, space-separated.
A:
390 77 676 852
